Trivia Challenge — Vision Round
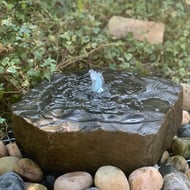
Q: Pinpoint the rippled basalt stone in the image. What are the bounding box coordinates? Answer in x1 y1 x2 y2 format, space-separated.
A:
12 70 182 174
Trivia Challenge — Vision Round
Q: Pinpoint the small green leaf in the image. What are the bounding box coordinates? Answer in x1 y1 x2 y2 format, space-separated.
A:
33 49 45 60
0 117 5 124
124 53 133 61
71 35 77 42
19 25 31 36
0 66 4 73
27 68 40 77
82 36 90 44
42 57 56 67
60 32 71 41
7 66 17 74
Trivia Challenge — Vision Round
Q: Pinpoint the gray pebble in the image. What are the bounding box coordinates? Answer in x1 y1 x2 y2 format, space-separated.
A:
0 171 25 190
177 124 190 137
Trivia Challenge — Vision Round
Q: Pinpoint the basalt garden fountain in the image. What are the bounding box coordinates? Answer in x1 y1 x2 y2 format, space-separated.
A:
12 69 182 175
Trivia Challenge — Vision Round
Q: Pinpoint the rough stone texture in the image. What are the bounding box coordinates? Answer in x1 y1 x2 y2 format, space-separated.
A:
106 16 165 44
12 71 182 174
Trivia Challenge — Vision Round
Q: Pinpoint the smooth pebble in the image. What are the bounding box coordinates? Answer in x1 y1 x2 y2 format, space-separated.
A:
6 142 22 158
162 172 190 190
167 155 189 172
94 165 130 190
171 137 190 159
128 166 163 190
13 158 43 182
0 140 8 157
177 124 190 137
159 163 179 177
0 156 19 175
182 111 190 125
181 83 190 111
159 151 169 164
25 182 48 190
54 171 93 190
0 171 25 190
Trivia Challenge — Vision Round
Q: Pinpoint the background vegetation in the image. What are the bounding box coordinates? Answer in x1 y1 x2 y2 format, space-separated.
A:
0 0 190 136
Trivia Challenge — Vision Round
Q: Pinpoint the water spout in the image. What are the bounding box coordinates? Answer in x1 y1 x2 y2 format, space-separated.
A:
89 69 105 93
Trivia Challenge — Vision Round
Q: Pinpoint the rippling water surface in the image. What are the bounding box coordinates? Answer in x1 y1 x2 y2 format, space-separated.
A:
12 70 181 125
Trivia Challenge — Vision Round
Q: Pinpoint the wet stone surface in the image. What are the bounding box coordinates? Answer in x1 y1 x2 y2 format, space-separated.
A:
12 70 182 174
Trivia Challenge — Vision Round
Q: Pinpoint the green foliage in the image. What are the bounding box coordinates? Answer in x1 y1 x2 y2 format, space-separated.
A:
0 117 5 124
0 0 190 123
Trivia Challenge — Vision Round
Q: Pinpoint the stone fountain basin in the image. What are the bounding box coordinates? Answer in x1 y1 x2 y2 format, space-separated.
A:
12 71 183 174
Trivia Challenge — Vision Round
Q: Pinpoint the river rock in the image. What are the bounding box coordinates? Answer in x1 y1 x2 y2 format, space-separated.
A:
128 166 163 190
25 182 47 190
94 165 130 190
159 150 169 164
171 137 190 159
41 174 56 190
0 140 8 157
185 169 190 180
181 83 190 111
40 174 56 190
177 124 190 137
6 142 22 158
166 155 189 172
0 156 19 175
0 171 25 190
182 111 190 125
13 158 43 182
159 163 179 177
162 172 190 190
12 71 182 174
54 171 93 190
106 16 165 44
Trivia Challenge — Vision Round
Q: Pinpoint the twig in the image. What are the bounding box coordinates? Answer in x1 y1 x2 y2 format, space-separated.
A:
3 88 24 94
56 42 118 70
